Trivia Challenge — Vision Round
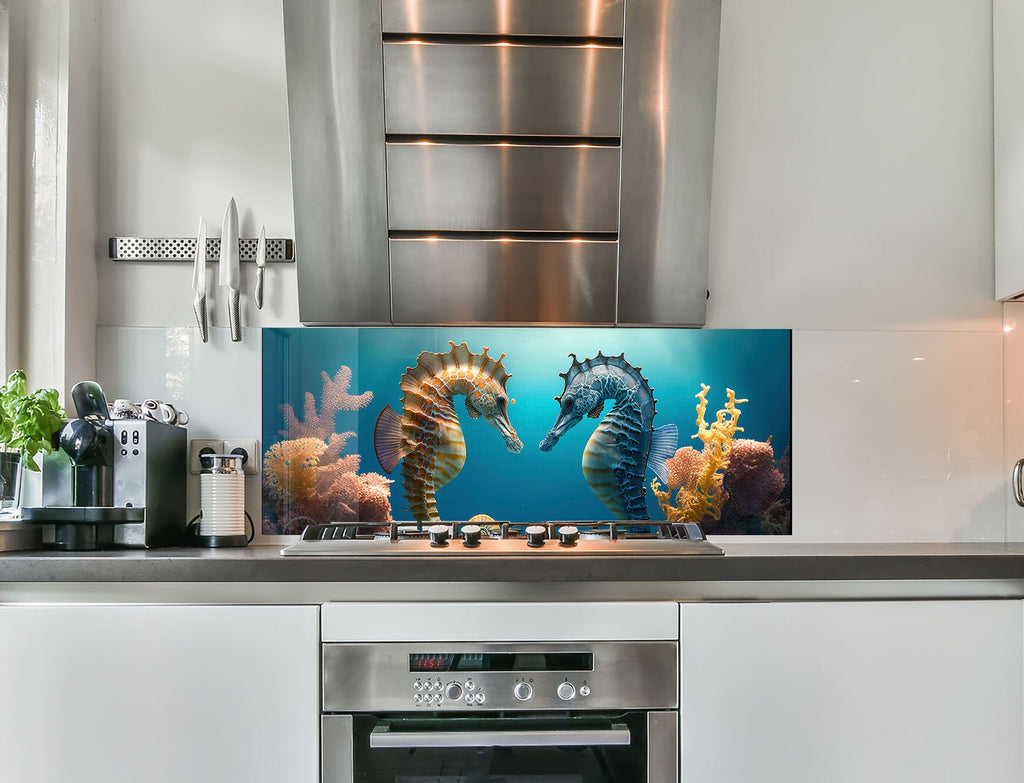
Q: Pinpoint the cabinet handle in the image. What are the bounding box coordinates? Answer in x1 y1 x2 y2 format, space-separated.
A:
1013 458 1024 507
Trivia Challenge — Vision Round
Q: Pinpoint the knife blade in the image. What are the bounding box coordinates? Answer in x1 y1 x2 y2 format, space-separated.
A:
191 217 209 342
219 197 241 342
254 224 266 310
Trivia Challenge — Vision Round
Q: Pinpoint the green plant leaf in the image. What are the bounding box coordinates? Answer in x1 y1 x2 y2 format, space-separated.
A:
0 370 65 471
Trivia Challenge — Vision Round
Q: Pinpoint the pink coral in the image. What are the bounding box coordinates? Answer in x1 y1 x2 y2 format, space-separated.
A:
278 366 373 440
666 447 708 491
357 480 393 523
722 438 785 517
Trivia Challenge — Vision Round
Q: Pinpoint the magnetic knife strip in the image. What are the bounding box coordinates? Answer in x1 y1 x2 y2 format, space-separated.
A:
109 237 294 263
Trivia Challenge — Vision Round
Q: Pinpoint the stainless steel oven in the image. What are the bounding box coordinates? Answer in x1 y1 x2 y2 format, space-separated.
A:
322 641 678 783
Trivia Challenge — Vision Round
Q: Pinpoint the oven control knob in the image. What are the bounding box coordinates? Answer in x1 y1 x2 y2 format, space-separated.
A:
557 525 579 546
557 682 576 701
461 524 482 548
445 682 463 701
514 682 533 701
428 524 450 547
525 525 547 547
579 685 591 697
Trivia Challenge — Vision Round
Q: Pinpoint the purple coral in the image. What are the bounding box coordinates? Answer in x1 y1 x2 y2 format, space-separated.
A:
722 438 785 517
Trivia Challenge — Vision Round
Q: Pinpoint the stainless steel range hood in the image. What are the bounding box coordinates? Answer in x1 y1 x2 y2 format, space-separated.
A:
283 0 721 326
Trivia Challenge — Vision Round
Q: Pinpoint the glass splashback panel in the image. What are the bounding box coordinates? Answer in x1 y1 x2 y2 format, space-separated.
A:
262 328 791 535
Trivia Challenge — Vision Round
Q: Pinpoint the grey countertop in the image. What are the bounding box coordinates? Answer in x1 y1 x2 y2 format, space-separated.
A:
2 541 1023 585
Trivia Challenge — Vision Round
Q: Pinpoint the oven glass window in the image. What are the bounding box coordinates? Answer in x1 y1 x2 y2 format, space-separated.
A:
349 713 647 783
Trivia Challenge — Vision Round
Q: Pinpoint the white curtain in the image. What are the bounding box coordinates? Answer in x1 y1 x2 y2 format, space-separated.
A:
0 0 98 402
0 1 13 379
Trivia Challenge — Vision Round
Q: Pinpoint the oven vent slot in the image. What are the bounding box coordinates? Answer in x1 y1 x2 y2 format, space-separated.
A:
381 0 626 38
382 33 625 46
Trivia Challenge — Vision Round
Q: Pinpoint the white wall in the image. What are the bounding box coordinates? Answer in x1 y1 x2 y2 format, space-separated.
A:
96 0 296 329
92 0 1005 542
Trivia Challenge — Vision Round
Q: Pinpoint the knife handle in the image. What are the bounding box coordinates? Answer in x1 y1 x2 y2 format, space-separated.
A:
229 289 241 342
255 267 265 310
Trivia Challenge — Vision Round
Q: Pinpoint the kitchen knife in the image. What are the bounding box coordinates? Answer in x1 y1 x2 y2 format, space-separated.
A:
254 224 266 310
192 217 209 342
219 197 241 342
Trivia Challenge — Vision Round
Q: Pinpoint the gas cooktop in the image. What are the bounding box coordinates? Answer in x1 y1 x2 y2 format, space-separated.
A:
280 521 723 557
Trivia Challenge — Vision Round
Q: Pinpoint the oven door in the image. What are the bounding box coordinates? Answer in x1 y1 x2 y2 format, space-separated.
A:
323 711 677 783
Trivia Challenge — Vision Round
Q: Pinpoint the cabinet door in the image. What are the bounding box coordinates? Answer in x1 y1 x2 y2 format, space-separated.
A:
0 604 319 783
996 0 1024 299
680 601 1023 783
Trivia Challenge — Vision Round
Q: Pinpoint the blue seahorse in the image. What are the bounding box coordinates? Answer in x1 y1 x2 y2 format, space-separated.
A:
539 352 678 520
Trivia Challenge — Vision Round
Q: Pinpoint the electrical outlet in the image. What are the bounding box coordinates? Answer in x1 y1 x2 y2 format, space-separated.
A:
189 438 224 474
223 438 260 475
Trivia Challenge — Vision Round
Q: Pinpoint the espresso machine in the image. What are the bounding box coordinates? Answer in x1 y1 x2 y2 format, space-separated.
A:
22 381 187 550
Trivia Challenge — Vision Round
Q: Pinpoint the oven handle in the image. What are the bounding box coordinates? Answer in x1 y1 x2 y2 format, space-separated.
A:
369 723 631 749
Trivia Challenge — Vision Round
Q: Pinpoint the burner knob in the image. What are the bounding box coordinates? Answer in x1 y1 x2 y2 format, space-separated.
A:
557 682 576 701
557 525 579 546
525 525 547 548
428 524 450 547
514 682 533 701
461 524 482 547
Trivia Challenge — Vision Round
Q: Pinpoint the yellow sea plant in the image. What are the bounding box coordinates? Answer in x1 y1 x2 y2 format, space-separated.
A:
651 384 747 524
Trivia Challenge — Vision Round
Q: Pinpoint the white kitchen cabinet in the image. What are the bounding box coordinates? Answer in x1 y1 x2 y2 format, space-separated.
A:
996 0 1024 300
680 600 1023 783
0 604 319 783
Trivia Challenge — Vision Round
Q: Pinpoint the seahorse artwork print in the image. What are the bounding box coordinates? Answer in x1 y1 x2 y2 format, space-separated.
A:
539 352 678 520
373 341 523 521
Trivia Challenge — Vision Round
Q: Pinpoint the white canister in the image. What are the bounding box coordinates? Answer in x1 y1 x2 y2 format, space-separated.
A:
198 453 248 546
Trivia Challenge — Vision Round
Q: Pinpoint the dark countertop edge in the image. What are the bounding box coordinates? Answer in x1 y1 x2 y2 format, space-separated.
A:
1 543 1023 583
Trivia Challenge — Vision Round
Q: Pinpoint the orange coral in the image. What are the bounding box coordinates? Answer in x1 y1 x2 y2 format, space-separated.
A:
263 437 327 501
263 365 391 534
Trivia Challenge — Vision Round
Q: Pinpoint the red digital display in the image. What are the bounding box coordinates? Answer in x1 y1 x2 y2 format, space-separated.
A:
410 654 455 672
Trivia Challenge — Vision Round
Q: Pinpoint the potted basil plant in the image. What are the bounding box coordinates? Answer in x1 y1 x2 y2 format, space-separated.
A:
0 370 65 513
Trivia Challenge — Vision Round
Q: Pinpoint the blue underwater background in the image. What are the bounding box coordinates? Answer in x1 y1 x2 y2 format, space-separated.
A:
262 328 792 534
